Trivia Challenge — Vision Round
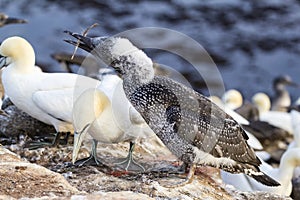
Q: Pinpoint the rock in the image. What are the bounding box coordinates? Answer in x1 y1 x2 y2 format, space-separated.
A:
0 133 294 200
0 104 55 140
0 146 79 199
237 191 292 200
71 191 154 200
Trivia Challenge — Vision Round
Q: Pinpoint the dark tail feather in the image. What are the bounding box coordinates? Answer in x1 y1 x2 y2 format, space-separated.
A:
248 171 280 186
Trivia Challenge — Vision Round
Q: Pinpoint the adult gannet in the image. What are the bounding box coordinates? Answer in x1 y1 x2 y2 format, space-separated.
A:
0 13 27 27
0 36 100 145
72 69 154 171
222 147 300 196
253 92 293 134
65 31 280 187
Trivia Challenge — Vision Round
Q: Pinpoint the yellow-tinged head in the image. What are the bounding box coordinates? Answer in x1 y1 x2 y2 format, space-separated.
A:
222 89 243 110
0 36 35 70
252 92 271 114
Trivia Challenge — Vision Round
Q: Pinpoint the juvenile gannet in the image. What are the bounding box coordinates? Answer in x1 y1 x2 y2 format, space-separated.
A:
222 147 300 196
271 75 299 112
0 13 27 27
65 31 280 187
212 92 263 151
0 36 100 145
72 69 154 171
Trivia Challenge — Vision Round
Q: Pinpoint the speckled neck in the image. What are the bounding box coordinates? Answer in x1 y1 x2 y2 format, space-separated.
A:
112 54 155 94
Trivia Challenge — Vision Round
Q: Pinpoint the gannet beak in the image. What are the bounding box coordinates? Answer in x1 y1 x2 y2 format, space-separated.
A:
72 131 83 164
288 81 300 88
0 56 7 69
4 17 27 25
64 30 108 53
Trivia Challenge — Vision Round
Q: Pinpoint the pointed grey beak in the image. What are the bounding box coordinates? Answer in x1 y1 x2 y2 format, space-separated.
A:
4 17 27 26
64 30 108 53
0 56 7 69
72 123 90 164
72 131 82 164
287 81 300 88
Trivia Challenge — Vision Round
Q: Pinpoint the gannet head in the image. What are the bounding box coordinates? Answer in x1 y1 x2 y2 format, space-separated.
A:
281 147 300 168
65 31 154 84
222 89 243 110
72 88 110 163
273 75 299 92
0 36 35 71
252 92 271 114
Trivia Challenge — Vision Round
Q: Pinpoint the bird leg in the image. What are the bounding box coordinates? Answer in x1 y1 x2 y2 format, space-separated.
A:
114 141 145 172
74 139 103 167
161 163 196 188
27 131 71 149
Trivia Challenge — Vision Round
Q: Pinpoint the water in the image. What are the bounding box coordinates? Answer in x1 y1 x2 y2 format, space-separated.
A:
1 0 300 101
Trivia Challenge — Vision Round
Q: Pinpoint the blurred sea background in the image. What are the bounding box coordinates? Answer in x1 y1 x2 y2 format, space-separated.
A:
1 0 300 101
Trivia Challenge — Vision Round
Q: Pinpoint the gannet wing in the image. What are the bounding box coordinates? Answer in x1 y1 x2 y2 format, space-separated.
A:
32 88 74 123
38 73 100 95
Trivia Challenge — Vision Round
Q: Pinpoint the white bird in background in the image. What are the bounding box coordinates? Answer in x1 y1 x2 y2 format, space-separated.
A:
0 36 100 145
72 69 154 171
252 92 293 134
221 89 249 125
222 147 300 196
288 107 300 149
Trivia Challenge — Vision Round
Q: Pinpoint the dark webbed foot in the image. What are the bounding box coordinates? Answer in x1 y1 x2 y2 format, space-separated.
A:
114 141 145 172
26 132 71 149
74 139 103 167
161 163 196 188
73 154 103 167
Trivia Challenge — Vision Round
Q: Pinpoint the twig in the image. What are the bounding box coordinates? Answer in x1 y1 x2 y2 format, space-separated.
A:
71 23 99 60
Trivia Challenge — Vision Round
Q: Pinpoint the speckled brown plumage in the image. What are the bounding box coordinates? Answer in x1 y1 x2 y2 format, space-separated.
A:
65 31 280 187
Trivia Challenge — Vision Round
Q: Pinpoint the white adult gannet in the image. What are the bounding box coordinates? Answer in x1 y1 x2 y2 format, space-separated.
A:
253 92 293 134
222 147 300 196
72 69 154 171
222 89 243 110
0 36 100 144
288 108 300 149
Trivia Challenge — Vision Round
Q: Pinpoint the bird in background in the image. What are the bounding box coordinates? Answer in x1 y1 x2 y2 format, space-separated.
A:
0 36 100 147
0 13 27 27
253 92 293 134
72 68 155 171
271 75 299 112
221 147 300 196
65 31 280 187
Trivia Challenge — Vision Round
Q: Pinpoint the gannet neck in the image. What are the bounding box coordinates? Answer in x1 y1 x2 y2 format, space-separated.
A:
0 36 35 73
278 148 300 186
273 89 291 110
73 89 110 132
92 37 154 91
252 92 271 114
222 89 243 110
